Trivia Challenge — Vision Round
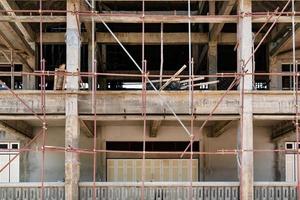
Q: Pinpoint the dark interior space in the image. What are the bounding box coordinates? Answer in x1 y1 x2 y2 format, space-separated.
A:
37 44 88 90
0 64 22 89
107 141 199 152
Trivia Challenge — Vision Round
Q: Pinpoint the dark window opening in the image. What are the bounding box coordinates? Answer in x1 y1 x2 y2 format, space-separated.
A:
106 141 199 152
37 44 88 90
286 143 293 149
0 144 8 149
11 144 19 149
282 64 300 90
0 64 22 90
106 45 190 90
217 45 237 90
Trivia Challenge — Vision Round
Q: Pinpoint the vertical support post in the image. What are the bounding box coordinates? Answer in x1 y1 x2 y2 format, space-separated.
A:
269 56 282 90
209 1 215 32
208 1 217 90
208 41 218 90
88 42 98 90
65 0 81 199
88 42 93 90
22 56 35 90
237 0 253 199
99 44 107 90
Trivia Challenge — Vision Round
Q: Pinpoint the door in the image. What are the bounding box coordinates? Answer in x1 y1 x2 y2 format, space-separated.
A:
0 142 19 182
107 159 198 182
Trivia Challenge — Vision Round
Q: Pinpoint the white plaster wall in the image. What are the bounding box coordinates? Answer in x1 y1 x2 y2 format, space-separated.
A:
204 125 275 181
79 129 96 181
253 126 275 181
18 122 276 182
204 125 238 181
23 127 98 182
26 127 65 182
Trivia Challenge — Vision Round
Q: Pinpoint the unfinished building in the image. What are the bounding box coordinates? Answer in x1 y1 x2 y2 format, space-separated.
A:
0 0 299 199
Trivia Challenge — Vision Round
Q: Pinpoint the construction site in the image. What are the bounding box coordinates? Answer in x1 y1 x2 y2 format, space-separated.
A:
0 0 299 199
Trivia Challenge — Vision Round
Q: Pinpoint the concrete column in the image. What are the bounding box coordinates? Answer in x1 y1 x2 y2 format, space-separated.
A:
65 94 80 200
208 41 218 90
237 0 253 199
88 42 93 90
22 56 35 90
192 45 199 74
208 1 217 90
269 56 282 90
65 0 81 199
99 44 107 90
208 1 215 31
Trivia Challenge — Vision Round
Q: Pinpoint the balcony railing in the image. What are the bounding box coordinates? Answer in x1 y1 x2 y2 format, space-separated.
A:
79 182 239 200
0 181 297 200
0 182 65 200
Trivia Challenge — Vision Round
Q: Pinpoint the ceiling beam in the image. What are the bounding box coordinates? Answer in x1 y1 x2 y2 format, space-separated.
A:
80 119 94 138
0 120 33 139
209 0 236 40
0 0 35 44
149 120 161 137
270 23 300 57
37 32 264 44
0 15 299 23
272 120 294 140
8 0 300 1
0 29 34 71
197 44 208 74
0 22 34 57
208 120 234 137
80 0 93 39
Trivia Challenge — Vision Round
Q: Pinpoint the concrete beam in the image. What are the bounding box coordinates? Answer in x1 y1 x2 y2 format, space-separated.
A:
80 0 93 39
149 120 161 137
0 0 35 44
0 22 34 57
0 114 298 121
208 41 218 90
209 120 234 137
0 120 32 140
270 24 300 57
209 0 236 40
80 119 94 137
1 15 299 23
1 0 297 1
271 120 294 140
37 32 264 45
0 30 34 72
0 91 299 115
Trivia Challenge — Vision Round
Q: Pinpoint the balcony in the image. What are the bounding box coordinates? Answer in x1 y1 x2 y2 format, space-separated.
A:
0 90 298 116
0 182 297 200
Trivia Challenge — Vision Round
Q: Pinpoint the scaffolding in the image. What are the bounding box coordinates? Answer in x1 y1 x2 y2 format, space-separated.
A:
0 0 299 199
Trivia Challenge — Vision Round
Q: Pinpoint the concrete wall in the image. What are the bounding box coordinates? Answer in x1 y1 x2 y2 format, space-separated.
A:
8 122 277 182
18 127 96 182
0 91 299 115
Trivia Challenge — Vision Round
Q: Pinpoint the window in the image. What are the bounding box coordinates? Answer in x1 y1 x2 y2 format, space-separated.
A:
282 64 300 90
0 143 8 149
0 142 20 183
285 142 300 182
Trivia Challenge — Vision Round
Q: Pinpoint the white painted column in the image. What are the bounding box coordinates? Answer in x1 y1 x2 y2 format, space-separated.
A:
65 0 81 199
237 0 254 199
